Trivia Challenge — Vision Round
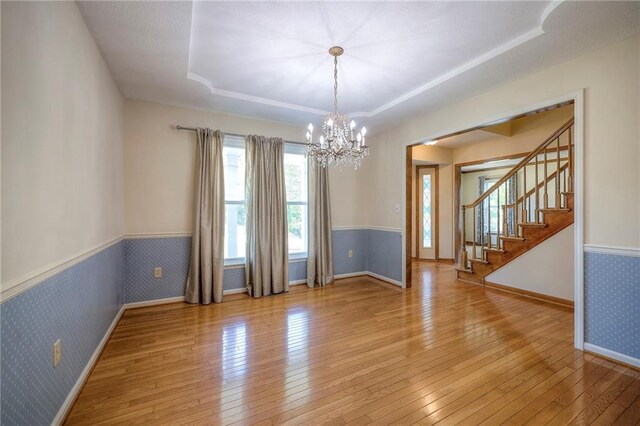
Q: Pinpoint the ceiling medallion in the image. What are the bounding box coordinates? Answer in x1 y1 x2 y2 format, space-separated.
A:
306 46 369 169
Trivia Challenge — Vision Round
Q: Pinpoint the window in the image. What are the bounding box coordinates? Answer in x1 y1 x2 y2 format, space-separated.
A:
422 174 432 248
284 144 308 257
222 136 308 262
223 136 246 261
483 179 506 234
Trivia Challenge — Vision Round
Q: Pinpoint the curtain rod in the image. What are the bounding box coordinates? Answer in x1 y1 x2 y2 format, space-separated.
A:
176 125 307 146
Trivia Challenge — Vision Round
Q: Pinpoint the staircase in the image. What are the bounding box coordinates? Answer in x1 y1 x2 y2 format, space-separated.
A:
456 118 575 284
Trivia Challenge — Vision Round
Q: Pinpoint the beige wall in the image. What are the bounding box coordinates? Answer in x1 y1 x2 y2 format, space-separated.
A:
124 100 364 235
365 35 640 250
1 2 124 287
487 225 575 301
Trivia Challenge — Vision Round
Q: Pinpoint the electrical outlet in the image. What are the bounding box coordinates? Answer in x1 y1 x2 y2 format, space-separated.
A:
348 250 353 258
154 267 162 278
53 339 61 367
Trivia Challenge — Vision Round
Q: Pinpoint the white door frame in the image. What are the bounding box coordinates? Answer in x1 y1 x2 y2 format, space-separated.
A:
401 90 585 351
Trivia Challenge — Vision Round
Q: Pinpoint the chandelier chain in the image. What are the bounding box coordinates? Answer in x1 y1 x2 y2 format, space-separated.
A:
333 55 338 114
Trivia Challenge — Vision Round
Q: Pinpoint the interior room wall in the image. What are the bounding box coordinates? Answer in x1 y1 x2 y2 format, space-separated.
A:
1 2 125 424
2 2 124 288
452 105 574 165
124 99 364 233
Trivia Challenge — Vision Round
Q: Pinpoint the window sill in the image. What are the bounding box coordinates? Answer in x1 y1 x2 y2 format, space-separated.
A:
224 254 308 268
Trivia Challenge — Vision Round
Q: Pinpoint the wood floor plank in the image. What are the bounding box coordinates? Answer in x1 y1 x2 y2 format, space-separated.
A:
64 262 639 425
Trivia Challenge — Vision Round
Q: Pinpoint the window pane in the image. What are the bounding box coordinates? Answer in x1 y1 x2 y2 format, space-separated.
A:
422 174 432 248
223 146 245 202
287 204 307 254
225 203 246 259
284 152 307 202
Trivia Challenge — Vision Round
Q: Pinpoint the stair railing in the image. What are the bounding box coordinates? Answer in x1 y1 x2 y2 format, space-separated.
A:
460 118 574 268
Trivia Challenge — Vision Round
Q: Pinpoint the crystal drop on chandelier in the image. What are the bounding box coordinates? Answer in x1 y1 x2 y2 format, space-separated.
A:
306 46 369 169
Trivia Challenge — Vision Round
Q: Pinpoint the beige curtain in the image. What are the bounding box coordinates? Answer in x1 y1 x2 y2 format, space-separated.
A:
185 128 225 304
245 135 289 297
307 162 334 287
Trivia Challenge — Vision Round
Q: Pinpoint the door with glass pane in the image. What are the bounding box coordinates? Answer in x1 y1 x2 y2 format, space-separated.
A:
418 166 437 260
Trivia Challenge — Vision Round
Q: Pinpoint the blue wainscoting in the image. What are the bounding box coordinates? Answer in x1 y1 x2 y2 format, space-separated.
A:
366 229 403 283
124 236 310 301
332 228 367 275
0 242 124 426
585 251 640 359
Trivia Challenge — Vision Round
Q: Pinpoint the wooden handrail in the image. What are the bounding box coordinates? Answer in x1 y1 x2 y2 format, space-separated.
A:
503 161 569 208
464 117 574 209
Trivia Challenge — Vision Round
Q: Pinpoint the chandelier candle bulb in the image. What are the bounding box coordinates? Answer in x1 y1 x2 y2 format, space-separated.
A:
305 46 370 169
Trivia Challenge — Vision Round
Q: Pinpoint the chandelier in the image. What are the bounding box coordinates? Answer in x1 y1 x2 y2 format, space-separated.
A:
306 46 369 169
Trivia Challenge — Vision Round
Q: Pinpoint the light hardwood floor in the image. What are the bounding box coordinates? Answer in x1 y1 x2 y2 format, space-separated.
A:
66 263 640 425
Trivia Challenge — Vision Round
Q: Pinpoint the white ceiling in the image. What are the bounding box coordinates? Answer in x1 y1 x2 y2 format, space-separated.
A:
77 1 640 135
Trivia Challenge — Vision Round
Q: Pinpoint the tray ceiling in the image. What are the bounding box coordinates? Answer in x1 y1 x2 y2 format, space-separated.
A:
78 1 640 134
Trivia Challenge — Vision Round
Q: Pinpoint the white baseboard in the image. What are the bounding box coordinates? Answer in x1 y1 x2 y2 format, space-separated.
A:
334 271 402 287
365 271 403 287
224 288 246 295
583 343 640 369
124 296 186 309
52 304 125 425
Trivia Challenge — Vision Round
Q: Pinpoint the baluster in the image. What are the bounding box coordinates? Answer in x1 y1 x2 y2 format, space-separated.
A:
461 206 467 267
568 126 573 193
544 147 548 209
513 170 520 237
482 194 491 253
497 184 501 241
472 206 477 260
502 205 507 241
556 137 561 208
535 154 539 223
522 162 528 222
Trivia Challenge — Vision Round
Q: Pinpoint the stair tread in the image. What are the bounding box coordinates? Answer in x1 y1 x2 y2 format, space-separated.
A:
500 236 525 241
540 208 571 213
455 266 473 273
518 222 547 228
483 247 504 253
470 258 488 264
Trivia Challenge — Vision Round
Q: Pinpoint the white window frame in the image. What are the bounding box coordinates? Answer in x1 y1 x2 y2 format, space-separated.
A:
222 137 309 265
284 143 309 260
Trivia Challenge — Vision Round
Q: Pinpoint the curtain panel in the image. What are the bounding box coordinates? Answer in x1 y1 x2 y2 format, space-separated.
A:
307 162 334 287
244 135 289 297
185 128 225 304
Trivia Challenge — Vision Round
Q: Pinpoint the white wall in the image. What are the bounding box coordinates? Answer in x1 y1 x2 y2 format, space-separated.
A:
1 2 124 287
487 225 574 300
124 100 364 235
365 35 640 250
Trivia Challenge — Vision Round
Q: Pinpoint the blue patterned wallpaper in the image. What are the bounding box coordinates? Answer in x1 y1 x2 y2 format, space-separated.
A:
124 237 310 302
0 242 124 426
585 251 640 359
366 229 403 283
332 229 367 275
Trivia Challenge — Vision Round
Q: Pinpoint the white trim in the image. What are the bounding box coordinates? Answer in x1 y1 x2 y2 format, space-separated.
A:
400 89 586 348
334 271 368 279
123 296 186 309
224 263 245 270
124 232 192 239
1 236 124 303
224 288 247 295
52 305 125 426
331 225 402 233
290 279 308 285
365 271 403 287
584 343 640 369
584 245 640 257
334 271 402 287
